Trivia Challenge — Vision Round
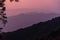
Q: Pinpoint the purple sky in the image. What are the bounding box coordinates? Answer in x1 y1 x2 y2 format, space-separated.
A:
0 0 60 32
5 0 60 17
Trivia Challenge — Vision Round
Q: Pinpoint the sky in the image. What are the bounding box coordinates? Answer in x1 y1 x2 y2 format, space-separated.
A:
1 0 60 32
5 0 60 9
4 0 60 17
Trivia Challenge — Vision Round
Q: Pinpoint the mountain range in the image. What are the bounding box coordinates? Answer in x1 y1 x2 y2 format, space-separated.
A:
3 12 60 32
5 16 60 40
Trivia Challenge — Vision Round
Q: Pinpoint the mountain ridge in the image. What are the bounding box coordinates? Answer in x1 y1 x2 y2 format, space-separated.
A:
5 16 60 40
3 13 60 32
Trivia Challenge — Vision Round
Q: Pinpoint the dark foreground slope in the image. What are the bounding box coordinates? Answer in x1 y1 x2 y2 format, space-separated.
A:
5 16 60 40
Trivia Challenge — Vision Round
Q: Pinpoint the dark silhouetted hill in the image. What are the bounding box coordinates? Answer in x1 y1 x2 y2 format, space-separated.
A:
5 16 60 40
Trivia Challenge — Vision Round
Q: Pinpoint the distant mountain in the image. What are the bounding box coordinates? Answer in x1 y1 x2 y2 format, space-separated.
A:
5 16 60 40
3 13 60 32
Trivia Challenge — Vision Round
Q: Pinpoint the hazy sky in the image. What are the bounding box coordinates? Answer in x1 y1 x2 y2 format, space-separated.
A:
4 0 60 16
5 0 20 10
5 0 60 9
1 0 60 32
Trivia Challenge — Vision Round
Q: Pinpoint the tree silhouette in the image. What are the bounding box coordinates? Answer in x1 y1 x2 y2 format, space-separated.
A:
0 0 19 26
0 0 19 40
10 0 19 2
